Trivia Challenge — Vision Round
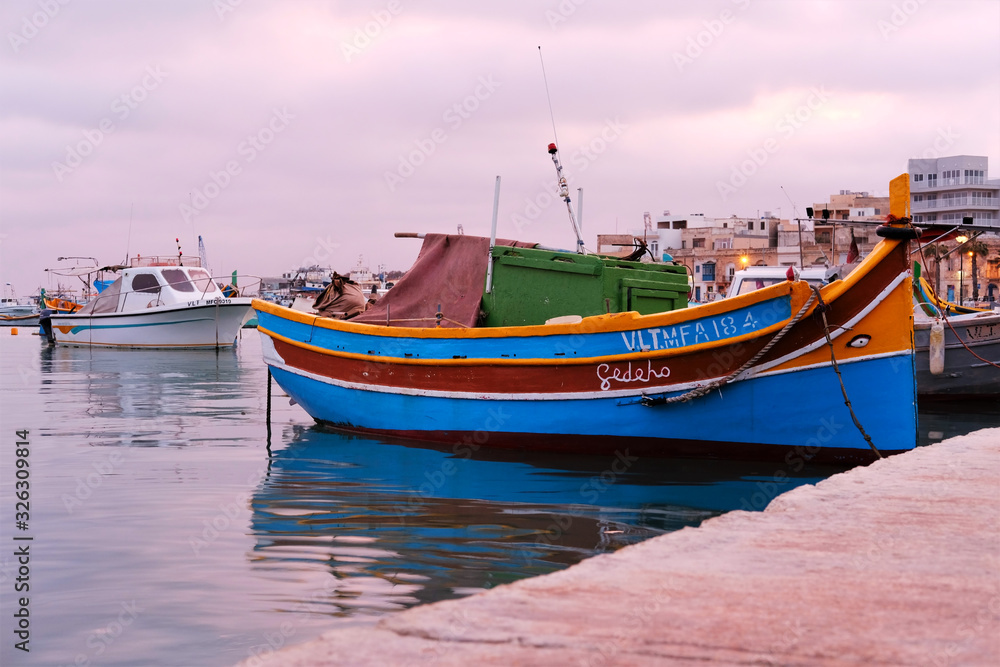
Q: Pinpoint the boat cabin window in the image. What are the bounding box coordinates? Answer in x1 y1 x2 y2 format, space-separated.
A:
132 273 161 293
162 268 195 292
186 269 218 293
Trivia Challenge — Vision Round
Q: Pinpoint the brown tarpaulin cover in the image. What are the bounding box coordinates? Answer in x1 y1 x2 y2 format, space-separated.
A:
76 278 123 315
352 234 534 328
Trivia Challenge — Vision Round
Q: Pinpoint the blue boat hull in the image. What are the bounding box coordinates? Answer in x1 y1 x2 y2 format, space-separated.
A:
270 352 915 463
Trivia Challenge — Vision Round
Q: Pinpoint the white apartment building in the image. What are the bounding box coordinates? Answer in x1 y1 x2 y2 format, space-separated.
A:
908 155 1000 228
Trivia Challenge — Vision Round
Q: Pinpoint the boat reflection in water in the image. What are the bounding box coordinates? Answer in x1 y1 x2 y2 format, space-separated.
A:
249 425 847 617
37 342 248 445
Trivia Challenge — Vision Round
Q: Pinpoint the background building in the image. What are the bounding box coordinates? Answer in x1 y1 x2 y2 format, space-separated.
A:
908 155 999 228
597 157 1000 304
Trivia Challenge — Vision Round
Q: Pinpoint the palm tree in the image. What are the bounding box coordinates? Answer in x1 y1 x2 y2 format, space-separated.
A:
921 243 947 297
967 239 989 302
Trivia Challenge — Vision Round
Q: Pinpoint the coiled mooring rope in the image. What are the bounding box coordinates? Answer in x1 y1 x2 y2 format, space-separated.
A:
641 290 818 407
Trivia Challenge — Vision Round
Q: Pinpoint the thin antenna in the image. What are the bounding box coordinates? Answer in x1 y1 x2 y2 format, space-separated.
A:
781 186 805 268
780 185 800 218
123 203 134 265
538 46 560 148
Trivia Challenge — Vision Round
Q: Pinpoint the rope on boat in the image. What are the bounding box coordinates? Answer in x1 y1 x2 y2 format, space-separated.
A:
641 290 818 407
912 236 1000 371
809 285 882 459
941 316 1000 370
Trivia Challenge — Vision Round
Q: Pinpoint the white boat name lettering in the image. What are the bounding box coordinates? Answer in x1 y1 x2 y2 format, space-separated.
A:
620 311 762 352
596 360 671 391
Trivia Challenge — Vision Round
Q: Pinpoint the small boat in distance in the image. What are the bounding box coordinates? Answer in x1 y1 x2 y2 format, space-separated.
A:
253 170 921 463
40 255 254 349
0 295 40 325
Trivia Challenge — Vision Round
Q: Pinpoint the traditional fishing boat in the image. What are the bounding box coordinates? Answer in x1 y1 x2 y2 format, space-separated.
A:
40 256 253 349
254 170 920 462
911 263 1000 397
913 310 1000 397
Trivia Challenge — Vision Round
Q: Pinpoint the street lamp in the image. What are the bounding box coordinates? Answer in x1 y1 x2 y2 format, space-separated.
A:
954 236 969 306
968 250 975 304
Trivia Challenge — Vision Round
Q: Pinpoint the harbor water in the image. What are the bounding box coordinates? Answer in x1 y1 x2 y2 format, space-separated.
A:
0 330 996 666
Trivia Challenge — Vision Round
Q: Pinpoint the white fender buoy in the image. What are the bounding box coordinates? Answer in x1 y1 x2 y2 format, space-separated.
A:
929 320 945 375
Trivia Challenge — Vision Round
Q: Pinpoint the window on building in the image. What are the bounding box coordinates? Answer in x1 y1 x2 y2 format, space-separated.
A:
672 221 687 229
927 174 938 186
692 238 706 249
702 263 715 281
913 174 924 182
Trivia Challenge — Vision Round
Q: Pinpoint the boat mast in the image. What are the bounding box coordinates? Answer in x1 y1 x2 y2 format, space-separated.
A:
538 46 585 254
547 143 585 254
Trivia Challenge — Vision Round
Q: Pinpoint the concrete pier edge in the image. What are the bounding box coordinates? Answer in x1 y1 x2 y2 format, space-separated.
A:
237 429 1000 666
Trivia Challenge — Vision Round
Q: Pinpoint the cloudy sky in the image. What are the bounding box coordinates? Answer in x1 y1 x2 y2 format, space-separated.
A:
1 0 998 296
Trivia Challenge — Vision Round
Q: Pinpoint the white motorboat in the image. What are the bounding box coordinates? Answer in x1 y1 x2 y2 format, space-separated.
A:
0 298 40 325
40 259 253 349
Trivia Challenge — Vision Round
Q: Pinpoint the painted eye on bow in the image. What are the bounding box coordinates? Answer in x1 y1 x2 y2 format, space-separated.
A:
847 335 871 348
